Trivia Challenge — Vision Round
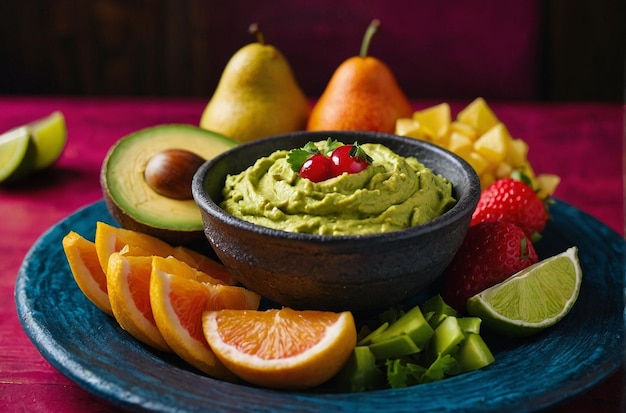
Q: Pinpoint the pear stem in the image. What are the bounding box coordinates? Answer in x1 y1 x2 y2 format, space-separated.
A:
248 23 265 45
359 19 380 57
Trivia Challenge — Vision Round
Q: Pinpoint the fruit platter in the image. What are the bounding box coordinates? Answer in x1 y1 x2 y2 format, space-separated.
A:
5 20 624 413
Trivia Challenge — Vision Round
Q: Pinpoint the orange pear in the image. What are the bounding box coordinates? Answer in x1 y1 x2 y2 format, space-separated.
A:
307 20 412 133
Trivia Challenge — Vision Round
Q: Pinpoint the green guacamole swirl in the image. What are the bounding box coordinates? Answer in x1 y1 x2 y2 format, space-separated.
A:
221 142 456 235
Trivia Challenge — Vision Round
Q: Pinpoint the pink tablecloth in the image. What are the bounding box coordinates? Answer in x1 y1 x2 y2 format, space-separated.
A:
0 97 623 412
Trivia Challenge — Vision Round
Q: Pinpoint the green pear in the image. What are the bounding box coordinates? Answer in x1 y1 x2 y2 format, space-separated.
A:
200 24 310 143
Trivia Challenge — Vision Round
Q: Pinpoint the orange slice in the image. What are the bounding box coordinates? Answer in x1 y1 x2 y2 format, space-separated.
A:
106 252 171 352
94 221 236 285
171 246 236 285
202 308 357 389
118 243 154 257
95 221 173 273
62 231 113 316
153 255 226 286
150 256 260 380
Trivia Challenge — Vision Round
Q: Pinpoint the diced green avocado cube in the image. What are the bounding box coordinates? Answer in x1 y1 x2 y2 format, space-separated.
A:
427 312 449 330
369 334 421 360
334 346 385 392
370 305 434 348
456 333 495 372
357 321 389 346
458 317 482 335
430 316 465 357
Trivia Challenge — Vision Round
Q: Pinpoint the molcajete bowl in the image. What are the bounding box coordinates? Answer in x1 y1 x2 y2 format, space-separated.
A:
192 131 480 313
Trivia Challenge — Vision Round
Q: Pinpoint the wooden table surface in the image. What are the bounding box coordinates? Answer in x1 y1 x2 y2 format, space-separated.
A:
0 97 623 412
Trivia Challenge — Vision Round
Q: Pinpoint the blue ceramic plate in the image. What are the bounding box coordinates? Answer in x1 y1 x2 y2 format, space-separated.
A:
16 200 625 412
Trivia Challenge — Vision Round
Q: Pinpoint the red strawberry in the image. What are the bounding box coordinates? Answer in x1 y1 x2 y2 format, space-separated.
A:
441 221 539 313
471 177 548 239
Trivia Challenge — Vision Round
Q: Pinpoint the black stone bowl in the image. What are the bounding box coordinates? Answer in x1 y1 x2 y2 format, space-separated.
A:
192 131 480 314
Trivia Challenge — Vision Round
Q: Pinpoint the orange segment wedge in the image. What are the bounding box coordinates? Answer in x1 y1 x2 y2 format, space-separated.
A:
94 221 236 285
153 255 225 285
95 221 173 273
62 231 113 316
106 252 171 352
171 246 236 285
150 256 260 380
118 243 154 257
202 308 357 389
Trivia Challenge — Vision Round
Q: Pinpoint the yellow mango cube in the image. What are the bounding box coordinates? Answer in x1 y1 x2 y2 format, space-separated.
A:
432 133 450 148
536 173 561 199
412 103 451 140
474 123 510 163
462 151 490 176
495 161 513 179
450 121 478 141
457 97 499 135
506 138 529 168
395 118 428 140
520 162 536 181
448 132 474 157
480 172 496 189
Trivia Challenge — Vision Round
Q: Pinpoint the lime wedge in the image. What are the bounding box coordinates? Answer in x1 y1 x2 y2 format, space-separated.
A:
28 111 67 171
0 127 36 183
467 247 582 337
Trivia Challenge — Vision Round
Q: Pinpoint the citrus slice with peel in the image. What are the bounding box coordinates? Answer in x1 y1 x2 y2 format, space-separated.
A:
171 246 236 285
119 244 234 285
0 126 35 183
106 252 171 352
28 111 67 171
467 247 582 337
149 256 260 380
93 222 235 285
95 221 174 273
62 231 113 316
153 255 226 285
202 308 357 389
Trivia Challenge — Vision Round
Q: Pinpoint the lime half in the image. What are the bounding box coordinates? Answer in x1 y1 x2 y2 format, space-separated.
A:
0 127 36 183
467 247 582 337
28 111 67 171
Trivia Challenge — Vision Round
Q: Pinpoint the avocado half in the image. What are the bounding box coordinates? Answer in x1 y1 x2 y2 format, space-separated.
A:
100 124 238 245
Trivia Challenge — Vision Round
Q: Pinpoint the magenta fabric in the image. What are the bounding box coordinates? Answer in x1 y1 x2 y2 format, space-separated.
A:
0 97 623 412
203 0 543 100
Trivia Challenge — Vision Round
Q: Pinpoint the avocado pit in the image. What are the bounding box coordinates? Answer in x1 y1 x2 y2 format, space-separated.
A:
144 149 206 200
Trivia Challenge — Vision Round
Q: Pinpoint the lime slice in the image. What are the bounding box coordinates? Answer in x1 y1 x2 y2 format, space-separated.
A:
467 247 582 337
28 111 67 171
0 127 36 183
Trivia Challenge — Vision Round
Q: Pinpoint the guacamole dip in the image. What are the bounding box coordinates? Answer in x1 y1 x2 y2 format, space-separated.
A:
221 142 456 235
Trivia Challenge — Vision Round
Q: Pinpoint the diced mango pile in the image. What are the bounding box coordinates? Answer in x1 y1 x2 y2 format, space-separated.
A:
395 98 559 198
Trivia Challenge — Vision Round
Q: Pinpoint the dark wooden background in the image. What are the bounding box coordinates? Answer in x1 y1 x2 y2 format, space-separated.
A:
0 0 623 101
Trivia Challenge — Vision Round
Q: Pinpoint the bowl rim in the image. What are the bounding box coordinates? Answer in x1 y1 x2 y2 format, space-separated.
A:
192 131 480 244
